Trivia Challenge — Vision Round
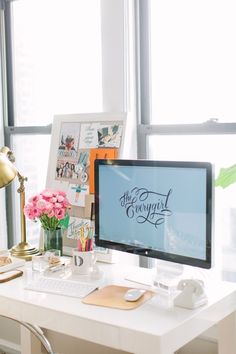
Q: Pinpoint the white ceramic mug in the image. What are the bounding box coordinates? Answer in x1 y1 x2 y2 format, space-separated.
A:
72 249 96 275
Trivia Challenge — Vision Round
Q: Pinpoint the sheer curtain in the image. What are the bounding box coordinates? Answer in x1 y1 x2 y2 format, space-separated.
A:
0 44 7 250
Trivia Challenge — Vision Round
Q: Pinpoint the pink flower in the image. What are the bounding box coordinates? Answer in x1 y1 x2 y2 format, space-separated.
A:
41 190 53 199
24 203 35 220
50 197 57 203
56 190 66 197
36 199 48 210
46 209 55 218
29 194 41 204
57 195 64 203
54 202 62 209
31 207 41 218
44 202 53 211
54 208 65 220
62 199 70 208
24 188 71 230
25 212 35 220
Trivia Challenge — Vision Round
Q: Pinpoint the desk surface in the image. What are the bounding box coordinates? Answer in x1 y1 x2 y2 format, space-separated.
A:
0 262 236 354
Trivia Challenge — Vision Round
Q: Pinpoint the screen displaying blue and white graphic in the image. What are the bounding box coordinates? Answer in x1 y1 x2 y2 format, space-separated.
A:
98 164 208 261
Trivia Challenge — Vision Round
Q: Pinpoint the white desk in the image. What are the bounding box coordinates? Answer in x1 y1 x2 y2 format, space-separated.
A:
0 263 236 354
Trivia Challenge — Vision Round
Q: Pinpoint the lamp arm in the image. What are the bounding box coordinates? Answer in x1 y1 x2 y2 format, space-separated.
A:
17 171 28 193
17 172 28 244
0 146 15 163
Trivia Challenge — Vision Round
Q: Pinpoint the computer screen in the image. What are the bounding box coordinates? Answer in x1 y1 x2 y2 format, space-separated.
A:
95 159 213 269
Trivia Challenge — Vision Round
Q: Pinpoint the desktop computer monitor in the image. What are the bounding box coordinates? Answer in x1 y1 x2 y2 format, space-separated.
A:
94 159 213 269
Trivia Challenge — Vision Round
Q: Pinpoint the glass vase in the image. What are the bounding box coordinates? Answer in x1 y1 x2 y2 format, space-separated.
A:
43 228 63 255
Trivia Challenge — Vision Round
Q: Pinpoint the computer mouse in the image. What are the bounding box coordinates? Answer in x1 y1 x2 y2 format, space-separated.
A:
123 288 146 302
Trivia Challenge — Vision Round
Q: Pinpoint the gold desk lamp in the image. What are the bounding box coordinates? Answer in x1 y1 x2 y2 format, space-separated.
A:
0 146 40 260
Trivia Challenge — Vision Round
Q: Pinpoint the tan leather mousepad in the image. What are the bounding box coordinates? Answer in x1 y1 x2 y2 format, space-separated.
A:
82 285 154 310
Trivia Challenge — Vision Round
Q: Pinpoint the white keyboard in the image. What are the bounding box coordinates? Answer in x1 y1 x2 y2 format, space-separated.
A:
25 277 98 299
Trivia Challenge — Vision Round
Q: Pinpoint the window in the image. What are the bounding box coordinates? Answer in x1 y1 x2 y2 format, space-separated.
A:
137 0 236 275
2 0 128 249
11 0 102 126
3 0 103 247
150 0 236 124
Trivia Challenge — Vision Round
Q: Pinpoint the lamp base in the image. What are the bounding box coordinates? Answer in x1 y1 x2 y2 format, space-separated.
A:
10 242 41 261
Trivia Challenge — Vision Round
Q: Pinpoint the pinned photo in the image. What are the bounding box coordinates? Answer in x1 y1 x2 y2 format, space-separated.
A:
74 150 90 184
56 160 77 180
67 183 89 207
79 122 123 149
56 149 90 184
66 217 92 240
58 122 80 158
97 124 122 148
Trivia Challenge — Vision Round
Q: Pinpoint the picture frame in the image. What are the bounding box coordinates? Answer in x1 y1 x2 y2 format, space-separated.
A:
46 112 126 262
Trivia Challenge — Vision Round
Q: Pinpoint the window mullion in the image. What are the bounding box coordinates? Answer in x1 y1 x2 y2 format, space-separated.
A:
0 1 9 128
138 122 236 159
4 0 14 126
139 122 236 136
136 0 151 125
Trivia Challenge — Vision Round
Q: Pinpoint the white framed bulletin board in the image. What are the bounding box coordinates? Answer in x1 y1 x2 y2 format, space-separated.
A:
46 112 126 260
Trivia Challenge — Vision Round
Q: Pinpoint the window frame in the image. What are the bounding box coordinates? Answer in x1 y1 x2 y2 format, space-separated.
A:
137 121 236 158
135 0 236 270
136 0 236 159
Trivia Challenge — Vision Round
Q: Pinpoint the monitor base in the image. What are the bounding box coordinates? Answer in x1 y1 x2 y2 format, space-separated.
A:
153 260 184 292
125 260 214 303
125 260 185 295
125 267 154 286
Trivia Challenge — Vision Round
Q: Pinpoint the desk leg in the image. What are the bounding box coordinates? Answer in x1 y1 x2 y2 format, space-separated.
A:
218 312 236 354
20 326 41 354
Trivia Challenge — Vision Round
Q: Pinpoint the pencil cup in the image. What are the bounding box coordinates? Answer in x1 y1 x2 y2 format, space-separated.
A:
72 249 96 275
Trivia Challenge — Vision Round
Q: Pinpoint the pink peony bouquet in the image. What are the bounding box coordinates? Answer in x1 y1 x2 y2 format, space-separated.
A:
24 189 71 231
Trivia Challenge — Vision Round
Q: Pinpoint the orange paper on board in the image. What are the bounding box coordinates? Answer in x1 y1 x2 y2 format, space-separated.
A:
89 148 118 194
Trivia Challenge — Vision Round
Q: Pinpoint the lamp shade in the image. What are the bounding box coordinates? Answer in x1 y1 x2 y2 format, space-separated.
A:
0 147 17 188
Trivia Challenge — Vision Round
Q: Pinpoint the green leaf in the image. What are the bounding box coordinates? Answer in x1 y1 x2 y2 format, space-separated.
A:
215 164 236 188
59 214 70 229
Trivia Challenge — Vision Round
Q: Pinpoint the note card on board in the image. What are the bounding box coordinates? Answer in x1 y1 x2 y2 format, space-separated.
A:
89 148 118 193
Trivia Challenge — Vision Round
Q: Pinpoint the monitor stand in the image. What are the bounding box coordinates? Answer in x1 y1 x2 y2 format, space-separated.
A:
153 260 184 294
125 259 184 294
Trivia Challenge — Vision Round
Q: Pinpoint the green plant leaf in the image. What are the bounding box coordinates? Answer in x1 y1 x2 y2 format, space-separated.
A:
215 164 236 188
59 214 70 229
